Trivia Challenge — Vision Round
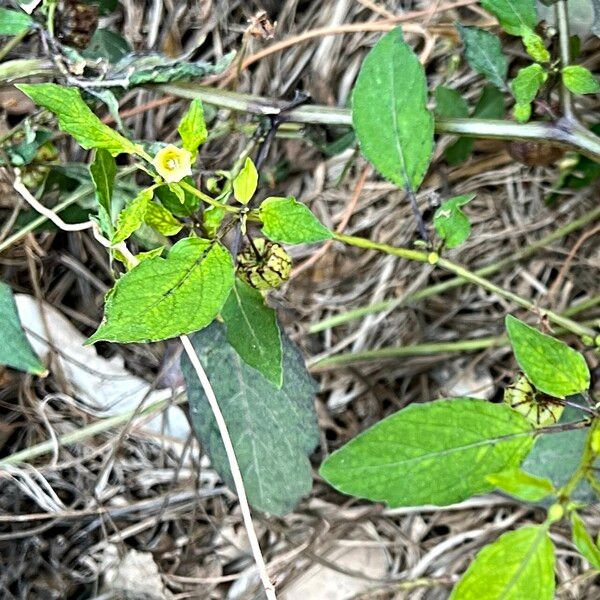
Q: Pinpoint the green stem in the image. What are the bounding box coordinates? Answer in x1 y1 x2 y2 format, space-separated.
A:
0 28 29 63
555 0 575 122
178 180 240 213
310 205 600 333
334 233 598 340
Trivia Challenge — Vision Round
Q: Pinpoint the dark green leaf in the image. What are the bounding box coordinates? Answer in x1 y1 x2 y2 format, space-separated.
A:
221 279 282 387
485 468 555 502
155 178 199 217
480 0 537 36
0 7 33 35
260 196 332 244
352 27 434 191
457 24 508 91
182 322 319 515
473 85 505 119
90 148 117 237
571 512 600 570
320 398 534 507
434 86 469 119
82 29 131 63
16 83 138 156
178 99 207 155
505 315 590 397
87 238 234 343
0 282 45 375
433 193 475 248
450 526 555 600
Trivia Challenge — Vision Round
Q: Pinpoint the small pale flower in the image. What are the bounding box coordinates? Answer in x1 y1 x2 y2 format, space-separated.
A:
152 145 193 183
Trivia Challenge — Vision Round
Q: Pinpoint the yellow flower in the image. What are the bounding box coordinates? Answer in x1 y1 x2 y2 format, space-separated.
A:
152 145 193 183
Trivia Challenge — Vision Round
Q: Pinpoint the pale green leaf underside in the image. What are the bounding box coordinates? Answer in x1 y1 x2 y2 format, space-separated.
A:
16 83 138 156
450 525 555 600
233 157 258 205
562 66 600 95
505 315 590 397
486 467 554 502
320 398 534 507
182 323 319 515
221 279 283 387
352 27 434 192
0 282 45 375
571 512 600 570
88 238 234 343
260 196 332 244
0 7 33 35
480 0 537 36
89 148 117 237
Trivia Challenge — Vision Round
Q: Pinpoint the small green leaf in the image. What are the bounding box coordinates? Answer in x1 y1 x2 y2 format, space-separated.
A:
82 29 131 63
562 65 600 95
155 178 199 217
510 63 547 124
320 398 534 507
87 237 234 343
486 468 555 502
0 282 45 375
352 27 434 192
16 84 139 156
182 322 319 515
505 315 590 397
233 157 258 205
433 193 475 249
221 279 282 387
522 27 551 63
178 99 207 155
457 24 508 91
571 512 600 570
473 85 505 119
435 86 469 119
513 102 532 123
144 202 183 236
90 149 117 237
260 196 332 244
112 187 154 244
168 182 186 204
450 525 555 600
480 0 537 36
0 7 33 35
203 205 226 237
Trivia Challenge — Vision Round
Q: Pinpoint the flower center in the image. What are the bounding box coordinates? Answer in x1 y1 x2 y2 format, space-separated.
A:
166 158 177 169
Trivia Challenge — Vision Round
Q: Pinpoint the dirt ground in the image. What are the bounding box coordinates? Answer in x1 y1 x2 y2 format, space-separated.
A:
1 1 599 599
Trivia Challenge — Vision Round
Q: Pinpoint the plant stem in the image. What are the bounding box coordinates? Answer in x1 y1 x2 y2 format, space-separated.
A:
0 28 29 63
333 233 598 340
556 0 574 122
179 180 240 213
310 205 600 333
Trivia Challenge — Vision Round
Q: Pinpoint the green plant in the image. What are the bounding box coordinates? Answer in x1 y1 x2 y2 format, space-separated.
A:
1 0 599 598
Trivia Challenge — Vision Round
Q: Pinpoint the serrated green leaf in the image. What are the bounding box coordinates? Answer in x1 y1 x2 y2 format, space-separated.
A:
0 7 33 35
562 65 600 95
505 315 590 397
571 512 600 570
486 468 555 502
522 27 551 63
259 196 332 244
112 187 154 244
352 27 434 192
457 24 508 91
90 149 117 237
87 237 234 343
480 0 537 36
0 282 45 375
433 193 475 249
233 157 258 205
16 84 139 156
182 322 319 515
221 279 282 387
450 526 555 600
155 178 199 217
320 398 534 507
143 202 182 236
178 99 207 155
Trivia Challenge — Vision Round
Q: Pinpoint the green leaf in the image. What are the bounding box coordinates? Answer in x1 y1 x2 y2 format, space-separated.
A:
351 27 434 192
82 29 131 63
182 322 319 515
435 86 469 119
319 398 534 507
511 63 547 122
0 282 45 375
571 512 600 570
486 468 555 502
522 27 551 63
457 24 508 91
87 238 234 343
221 279 282 387
155 178 199 217
203 205 226 237
0 7 33 35
144 202 183 236
178 99 207 155
562 65 600 95
473 85 505 119
16 84 138 156
112 187 154 244
480 0 537 36
505 315 590 397
450 526 555 600
233 157 258 205
259 196 332 244
433 193 475 249
90 149 117 237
